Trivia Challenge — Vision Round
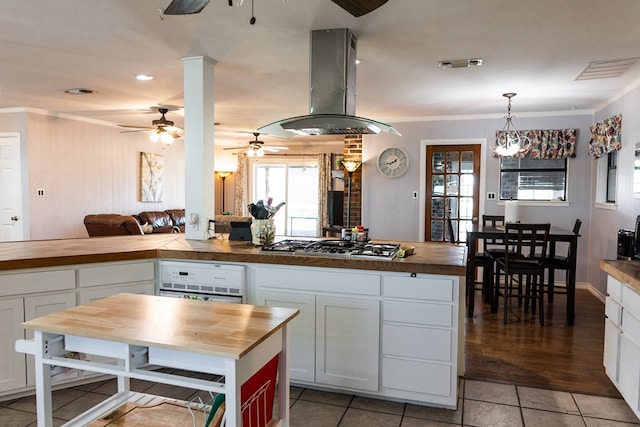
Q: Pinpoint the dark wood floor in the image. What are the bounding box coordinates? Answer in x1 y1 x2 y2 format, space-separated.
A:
464 288 620 397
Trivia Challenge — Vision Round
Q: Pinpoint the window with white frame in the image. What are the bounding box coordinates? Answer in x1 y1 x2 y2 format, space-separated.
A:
499 157 567 201
250 156 320 236
595 151 618 205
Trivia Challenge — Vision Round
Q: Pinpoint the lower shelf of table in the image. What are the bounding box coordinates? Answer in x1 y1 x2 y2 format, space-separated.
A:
66 392 215 427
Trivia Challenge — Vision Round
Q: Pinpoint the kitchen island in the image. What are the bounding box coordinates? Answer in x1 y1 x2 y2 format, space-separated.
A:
18 293 299 427
0 234 466 410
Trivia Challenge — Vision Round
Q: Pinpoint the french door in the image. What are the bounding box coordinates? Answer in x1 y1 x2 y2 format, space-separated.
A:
426 144 481 243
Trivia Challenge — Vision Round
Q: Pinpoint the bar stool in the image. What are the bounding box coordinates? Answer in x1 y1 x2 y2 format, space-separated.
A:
494 223 550 326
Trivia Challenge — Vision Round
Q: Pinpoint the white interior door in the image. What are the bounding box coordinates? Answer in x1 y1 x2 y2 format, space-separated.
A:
0 132 24 241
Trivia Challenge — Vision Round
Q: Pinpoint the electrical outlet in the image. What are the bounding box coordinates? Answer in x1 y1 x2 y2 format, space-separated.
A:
412 191 418 199
36 188 45 197
487 192 496 200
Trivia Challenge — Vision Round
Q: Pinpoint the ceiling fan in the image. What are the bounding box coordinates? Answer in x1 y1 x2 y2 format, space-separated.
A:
118 108 184 144
163 0 388 17
223 132 288 157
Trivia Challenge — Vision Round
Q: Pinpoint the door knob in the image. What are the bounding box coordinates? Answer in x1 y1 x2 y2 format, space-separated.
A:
10 216 19 221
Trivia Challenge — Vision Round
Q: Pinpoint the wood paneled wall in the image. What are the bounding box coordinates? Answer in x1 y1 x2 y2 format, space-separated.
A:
0 110 185 240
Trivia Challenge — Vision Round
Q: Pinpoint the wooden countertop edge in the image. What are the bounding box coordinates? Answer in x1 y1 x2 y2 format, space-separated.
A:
0 250 159 272
0 235 467 276
600 259 640 293
158 249 466 276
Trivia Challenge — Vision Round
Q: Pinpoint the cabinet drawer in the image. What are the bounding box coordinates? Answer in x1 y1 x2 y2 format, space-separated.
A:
383 324 452 362
623 284 640 320
605 297 623 326
0 269 75 296
78 262 155 288
608 276 623 303
382 357 452 397
623 310 640 347
256 266 380 296
383 300 453 327
383 275 455 302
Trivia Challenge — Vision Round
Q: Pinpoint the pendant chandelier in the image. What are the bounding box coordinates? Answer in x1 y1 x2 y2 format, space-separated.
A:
491 93 530 157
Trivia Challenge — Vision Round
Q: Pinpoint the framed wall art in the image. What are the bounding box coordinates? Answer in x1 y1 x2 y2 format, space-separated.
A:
140 152 164 202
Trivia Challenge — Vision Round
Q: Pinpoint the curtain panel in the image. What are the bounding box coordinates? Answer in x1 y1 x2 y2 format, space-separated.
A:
588 114 622 158
494 129 577 159
317 153 331 236
234 152 248 216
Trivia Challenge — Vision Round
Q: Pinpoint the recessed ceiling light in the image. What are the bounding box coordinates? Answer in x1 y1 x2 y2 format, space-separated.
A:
438 58 483 69
64 88 94 95
136 74 154 81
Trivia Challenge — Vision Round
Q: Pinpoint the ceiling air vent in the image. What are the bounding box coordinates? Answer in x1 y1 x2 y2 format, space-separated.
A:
438 58 483 69
575 58 640 80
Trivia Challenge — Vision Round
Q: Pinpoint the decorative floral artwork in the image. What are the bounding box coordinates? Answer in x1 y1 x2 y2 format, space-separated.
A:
588 114 622 158
494 129 577 159
140 152 164 202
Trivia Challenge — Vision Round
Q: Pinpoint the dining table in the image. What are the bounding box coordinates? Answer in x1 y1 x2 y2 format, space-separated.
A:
466 224 579 325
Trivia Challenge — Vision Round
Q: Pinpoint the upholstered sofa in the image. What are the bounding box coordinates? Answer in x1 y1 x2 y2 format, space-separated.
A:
84 209 186 237
84 214 144 237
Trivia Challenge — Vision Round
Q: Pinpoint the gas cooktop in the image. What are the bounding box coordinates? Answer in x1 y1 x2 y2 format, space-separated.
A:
260 240 401 260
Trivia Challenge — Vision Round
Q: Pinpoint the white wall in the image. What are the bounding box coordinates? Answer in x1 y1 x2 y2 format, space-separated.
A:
590 85 640 295
0 109 185 240
362 113 594 287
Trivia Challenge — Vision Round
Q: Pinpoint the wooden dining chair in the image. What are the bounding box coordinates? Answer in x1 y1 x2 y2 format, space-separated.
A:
454 216 496 317
494 223 550 326
544 219 581 303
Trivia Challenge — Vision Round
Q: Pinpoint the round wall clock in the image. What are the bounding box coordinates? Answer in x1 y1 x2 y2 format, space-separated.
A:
376 146 409 178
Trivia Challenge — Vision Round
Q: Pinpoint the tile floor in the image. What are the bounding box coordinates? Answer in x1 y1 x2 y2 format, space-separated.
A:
1 375 639 426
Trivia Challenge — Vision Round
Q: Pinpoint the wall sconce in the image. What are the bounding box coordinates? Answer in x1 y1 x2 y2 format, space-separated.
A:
215 171 233 213
343 160 361 228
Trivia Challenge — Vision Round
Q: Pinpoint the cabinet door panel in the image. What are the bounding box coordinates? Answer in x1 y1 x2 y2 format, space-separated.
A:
316 296 380 391
256 291 316 383
620 333 640 412
604 318 621 385
0 298 26 392
24 293 77 386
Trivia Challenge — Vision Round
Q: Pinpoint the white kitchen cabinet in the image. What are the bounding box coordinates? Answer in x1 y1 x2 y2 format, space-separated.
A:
316 295 380 391
78 260 155 304
256 290 316 382
604 274 640 419
0 298 26 393
0 260 156 399
24 293 77 386
254 264 382 392
380 273 460 408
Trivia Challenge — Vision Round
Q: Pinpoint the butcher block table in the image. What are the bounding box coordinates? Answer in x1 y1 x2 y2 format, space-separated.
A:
16 293 299 427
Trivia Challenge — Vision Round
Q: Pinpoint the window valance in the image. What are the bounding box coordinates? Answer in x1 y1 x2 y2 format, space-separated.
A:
494 129 577 159
588 114 622 158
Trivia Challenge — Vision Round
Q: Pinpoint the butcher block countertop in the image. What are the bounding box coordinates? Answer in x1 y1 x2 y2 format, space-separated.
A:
600 259 640 294
0 234 467 275
22 292 299 359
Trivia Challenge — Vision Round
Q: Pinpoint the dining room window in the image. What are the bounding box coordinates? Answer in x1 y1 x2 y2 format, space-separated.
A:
499 157 567 201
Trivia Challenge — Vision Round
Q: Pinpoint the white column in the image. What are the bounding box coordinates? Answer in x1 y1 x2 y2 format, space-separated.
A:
182 56 216 240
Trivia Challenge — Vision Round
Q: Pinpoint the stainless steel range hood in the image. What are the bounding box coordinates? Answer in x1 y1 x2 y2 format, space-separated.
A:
258 29 400 137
